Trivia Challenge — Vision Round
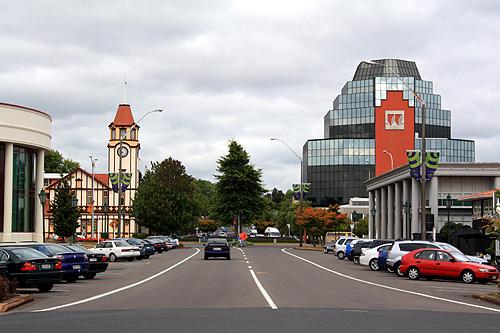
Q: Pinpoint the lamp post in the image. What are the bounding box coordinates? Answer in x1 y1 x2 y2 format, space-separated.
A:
403 201 410 239
445 194 452 244
383 150 394 170
271 137 304 247
352 210 358 236
364 60 427 240
371 206 377 239
117 108 162 238
71 194 78 244
38 189 47 241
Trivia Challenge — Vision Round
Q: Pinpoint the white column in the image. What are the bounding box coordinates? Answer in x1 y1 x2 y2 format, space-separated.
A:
369 190 375 238
429 175 439 240
394 181 402 239
402 179 410 239
387 184 394 239
35 149 45 242
375 188 381 239
411 177 420 238
3 143 14 242
381 186 387 239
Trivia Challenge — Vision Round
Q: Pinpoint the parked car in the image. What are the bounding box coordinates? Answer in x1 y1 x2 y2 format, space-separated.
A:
144 238 167 253
13 243 88 283
138 239 155 257
90 240 140 262
348 240 373 264
324 232 356 253
400 248 499 284
360 243 393 271
60 243 108 279
112 238 149 259
204 238 230 260
148 236 173 250
0 246 63 292
385 240 441 276
377 247 390 271
333 237 358 260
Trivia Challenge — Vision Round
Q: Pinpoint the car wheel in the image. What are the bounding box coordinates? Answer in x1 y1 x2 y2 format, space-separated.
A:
395 263 404 277
353 257 360 265
36 283 54 292
338 252 345 260
109 253 117 262
66 275 79 283
369 258 380 271
407 266 420 280
83 272 96 279
127 257 134 262
204 255 208 260
157 249 163 253
386 265 394 273
137 256 143 260
324 248 327 254
460 269 476 284
227 256 230 260
144 255 150 259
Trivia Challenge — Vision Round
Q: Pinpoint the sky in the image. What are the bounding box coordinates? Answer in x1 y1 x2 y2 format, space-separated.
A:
2 0 500 192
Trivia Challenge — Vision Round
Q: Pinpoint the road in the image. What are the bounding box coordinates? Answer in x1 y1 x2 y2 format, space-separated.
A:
2 244 500 332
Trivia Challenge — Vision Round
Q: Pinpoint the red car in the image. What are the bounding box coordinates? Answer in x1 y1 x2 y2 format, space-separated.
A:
400 248 499 284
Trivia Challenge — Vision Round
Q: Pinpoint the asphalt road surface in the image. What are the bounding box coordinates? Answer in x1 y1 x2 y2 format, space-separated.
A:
2 244 500 332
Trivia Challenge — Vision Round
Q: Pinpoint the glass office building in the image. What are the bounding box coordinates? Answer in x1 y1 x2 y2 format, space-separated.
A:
304 59 475 207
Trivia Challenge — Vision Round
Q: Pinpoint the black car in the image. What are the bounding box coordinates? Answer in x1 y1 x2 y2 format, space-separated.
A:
348 241 372 264
16 243 89 283
138 240 155 257
0 247 63 292
144 238 167 253
204 238 230 260
60 243 108 279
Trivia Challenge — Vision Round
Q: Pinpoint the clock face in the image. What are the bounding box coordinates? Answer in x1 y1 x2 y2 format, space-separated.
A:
117 147 129 157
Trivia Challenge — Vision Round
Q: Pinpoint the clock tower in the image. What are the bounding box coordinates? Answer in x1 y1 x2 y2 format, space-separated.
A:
108 103 140 209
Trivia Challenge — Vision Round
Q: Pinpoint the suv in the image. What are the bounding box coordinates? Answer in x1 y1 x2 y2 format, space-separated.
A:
333 237 357 260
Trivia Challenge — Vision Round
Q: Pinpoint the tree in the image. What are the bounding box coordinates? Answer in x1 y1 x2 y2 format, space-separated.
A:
437 221 464 242
297 204 349 246
275 190 310 237
50 177 81 240
44 150 80 173
212 140 267 229
353 218 368 237
132 158 200 235
197 219 219 234
192 178 216 218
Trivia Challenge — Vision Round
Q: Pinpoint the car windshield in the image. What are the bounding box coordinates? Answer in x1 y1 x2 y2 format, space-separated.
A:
11 247 48 259
207 239 227 246
63 244 93 254
45 243 75 254
450 251 471 262
438 243 461 252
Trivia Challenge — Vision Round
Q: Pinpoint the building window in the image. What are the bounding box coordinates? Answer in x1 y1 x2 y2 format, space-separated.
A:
130 129 136 140
120 128 126 140
111 128 116 140
12 146 35 232
76 178 82 188
103 190 109 206
87 190 92 205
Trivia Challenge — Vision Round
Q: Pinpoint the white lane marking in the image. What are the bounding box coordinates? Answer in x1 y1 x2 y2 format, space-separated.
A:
33 248 200 312
250 269 278 310
282 248 500 314
235 247 277 310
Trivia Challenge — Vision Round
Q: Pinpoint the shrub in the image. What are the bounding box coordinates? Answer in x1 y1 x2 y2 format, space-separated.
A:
0 277 18 301
132 233 147 239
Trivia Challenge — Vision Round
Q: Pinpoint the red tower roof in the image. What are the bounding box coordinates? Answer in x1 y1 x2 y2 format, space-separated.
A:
112 104 135 126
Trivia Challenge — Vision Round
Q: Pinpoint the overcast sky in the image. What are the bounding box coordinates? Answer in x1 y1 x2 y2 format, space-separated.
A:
2 1 500 192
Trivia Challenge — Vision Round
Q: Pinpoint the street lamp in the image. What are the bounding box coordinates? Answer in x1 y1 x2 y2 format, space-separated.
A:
71 194 78 244
371 206 377 238
383 150 394 170
352 210 358 236
403 201 410 239
445 194 452 244
89 155 97 239
103 202 109 235
270 137 304 247
364 60 427 240
38 189 47 241
117 108 162 238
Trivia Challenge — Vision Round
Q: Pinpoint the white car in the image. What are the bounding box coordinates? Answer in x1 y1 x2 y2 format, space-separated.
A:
90 240 140 262
359 243 393 271
333 237 357 260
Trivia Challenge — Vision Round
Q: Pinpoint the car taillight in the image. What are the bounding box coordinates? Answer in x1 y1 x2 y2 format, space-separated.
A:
122 249 130 252
101 256 107 262
22 262 37 271
55 261 62 269
84 254 88 261
54 254 65 261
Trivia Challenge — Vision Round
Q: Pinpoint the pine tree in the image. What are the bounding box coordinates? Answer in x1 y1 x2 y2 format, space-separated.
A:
51 177 81 240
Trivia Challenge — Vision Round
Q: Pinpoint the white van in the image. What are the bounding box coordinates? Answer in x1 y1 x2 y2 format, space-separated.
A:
264 227 281 237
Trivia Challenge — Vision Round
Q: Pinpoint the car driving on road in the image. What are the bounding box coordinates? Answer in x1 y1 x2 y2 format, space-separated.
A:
204 238 230 260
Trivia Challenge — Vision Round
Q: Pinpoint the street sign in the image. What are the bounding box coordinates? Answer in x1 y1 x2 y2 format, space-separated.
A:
239 232 248 241
110 220 118 230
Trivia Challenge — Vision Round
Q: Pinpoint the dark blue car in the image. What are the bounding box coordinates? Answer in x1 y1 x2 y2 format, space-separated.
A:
20 243 89 283
378 248 389 271
204 238 230 260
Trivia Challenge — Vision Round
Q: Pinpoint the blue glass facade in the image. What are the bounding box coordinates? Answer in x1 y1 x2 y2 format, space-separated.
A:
304 59 475 207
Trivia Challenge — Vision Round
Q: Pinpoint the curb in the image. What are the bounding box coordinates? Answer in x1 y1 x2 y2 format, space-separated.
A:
0 294 34 312
472 293 500 306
